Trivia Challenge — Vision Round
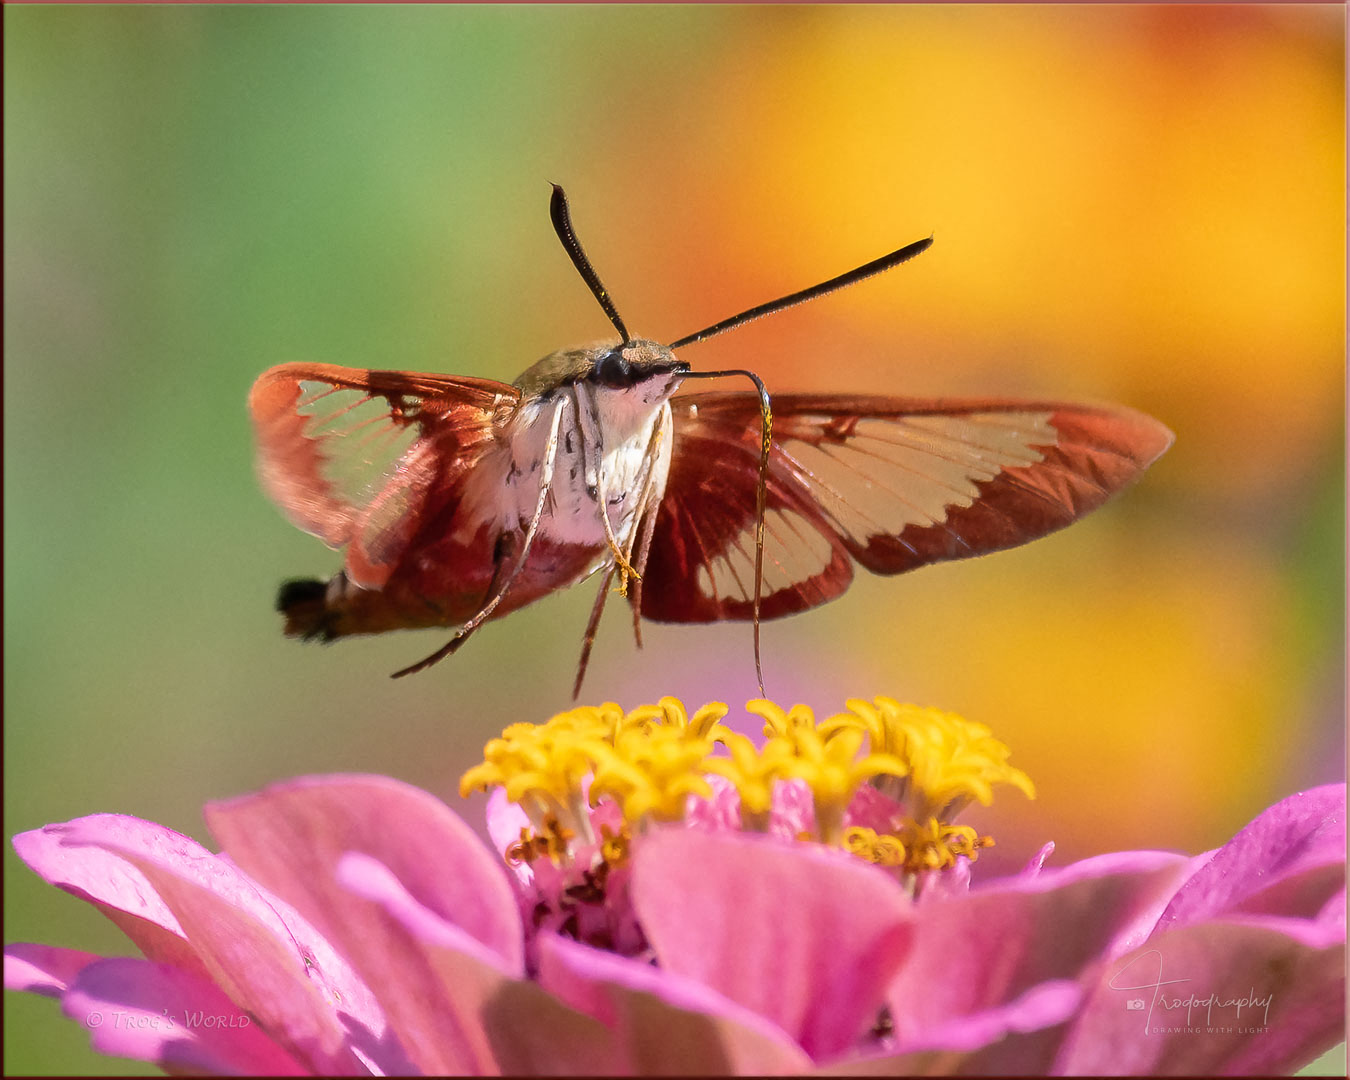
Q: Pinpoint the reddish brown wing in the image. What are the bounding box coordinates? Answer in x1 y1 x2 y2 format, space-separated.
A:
249 363 520 588
638 391 1173 623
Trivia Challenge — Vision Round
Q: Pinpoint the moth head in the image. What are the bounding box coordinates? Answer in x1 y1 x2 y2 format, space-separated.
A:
513 340 689 403
588 340 689 398
588 340 688 388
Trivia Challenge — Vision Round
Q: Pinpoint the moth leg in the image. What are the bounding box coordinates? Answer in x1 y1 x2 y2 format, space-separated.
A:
574 407 667 689
572 562 616 700
625 410 668 650
390 397 566 679
572 385 641 593
628 487 661 651
595 466 641 595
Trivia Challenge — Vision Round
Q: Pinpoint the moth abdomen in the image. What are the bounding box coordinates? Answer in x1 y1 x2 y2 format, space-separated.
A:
275 577 336 642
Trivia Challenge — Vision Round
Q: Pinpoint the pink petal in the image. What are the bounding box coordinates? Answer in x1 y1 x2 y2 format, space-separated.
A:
887 850 1192 1045
1057 917 1346 1075
13 816 214 979
483 789 533 888
916 856 971 901
1018 841 1057 878
633 827 913 1060
815 980 1082 1076
4 943 103 998
206 774 528 1073
893 979 1083 1055
685 773 742 833
841 782 904 834
1156 784 1346 931
477 973 625 1075
769 777 818 840
228 864 405 1075
536 931 811 1074
1317 887 1345 931
61 957 307 1075
206 774 523 972
65 821 370 1074
329 849 515 1074
483 788 530 855
11 815 394 1073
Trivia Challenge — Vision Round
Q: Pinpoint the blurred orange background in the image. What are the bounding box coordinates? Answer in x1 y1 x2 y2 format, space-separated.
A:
5 6 1344 1073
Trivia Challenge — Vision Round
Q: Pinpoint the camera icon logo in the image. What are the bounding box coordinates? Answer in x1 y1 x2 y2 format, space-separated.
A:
1126 998 1146 1011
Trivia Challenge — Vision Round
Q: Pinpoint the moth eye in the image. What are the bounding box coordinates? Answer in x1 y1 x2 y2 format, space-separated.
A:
592 350 633 389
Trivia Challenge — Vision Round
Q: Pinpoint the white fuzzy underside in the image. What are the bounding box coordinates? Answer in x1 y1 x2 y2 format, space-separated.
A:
456 381 676 558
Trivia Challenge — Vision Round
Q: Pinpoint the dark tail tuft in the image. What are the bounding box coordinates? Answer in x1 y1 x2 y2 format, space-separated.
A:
276 578 335 641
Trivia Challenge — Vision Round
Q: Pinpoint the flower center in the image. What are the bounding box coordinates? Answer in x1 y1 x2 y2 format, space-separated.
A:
462 694 1033 943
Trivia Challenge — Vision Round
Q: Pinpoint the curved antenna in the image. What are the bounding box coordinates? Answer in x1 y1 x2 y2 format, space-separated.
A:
550 184 631 344
669 235 933 351
679 367 772 696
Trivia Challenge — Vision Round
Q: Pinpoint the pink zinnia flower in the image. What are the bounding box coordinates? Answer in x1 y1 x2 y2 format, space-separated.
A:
4 696 1344 1075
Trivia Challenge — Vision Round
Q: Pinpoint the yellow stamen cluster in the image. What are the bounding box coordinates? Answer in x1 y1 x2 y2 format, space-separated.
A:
823 698 1035 821
589 725 716 823
747 699 820 739
462 695 1032 879
461 698 730 861
750 705 910 845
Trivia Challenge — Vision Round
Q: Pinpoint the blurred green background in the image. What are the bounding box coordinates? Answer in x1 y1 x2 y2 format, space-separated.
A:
4 6 1344 1074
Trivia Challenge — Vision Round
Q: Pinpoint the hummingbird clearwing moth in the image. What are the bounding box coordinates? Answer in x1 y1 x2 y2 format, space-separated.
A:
250 186 1172 696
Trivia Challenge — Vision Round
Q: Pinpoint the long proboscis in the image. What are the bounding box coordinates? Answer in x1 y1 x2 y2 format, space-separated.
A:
676 368 772 695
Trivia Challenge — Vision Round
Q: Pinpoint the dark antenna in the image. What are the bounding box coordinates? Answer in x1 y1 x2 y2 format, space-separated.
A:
664 228 932 694
550 184 631 344
669 235 933 351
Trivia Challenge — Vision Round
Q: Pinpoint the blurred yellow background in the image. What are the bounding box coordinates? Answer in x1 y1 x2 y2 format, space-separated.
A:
5 6 1343 1074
